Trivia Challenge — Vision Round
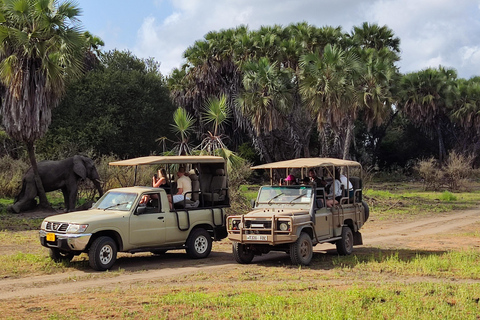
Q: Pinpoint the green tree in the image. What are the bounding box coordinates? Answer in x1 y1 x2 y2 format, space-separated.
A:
0 0 84 208
398 67 457 163
171 107 195 155
40 50 175 158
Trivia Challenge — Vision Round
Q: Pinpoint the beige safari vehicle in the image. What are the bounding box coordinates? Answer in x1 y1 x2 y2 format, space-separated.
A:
227 158 369 265
39 155 229 271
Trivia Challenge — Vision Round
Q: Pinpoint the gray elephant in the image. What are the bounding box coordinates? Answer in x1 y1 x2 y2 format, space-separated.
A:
9 155 104 213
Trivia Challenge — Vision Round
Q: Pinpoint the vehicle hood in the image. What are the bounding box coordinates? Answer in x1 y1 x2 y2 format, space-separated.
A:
246 208 309 217
43 209 128 224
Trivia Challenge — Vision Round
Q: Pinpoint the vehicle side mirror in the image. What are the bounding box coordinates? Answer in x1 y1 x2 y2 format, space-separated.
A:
250 199 256 209
135 206 147 215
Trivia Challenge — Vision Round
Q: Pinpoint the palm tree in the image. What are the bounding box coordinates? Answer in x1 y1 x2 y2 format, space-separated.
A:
171 107 195 155
300 44 359 157
399 67 457 163
0 0 84 208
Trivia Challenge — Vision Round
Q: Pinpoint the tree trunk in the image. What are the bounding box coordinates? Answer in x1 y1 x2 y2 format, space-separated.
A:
342 116 354 160
437 124 446 164
26 141 51 209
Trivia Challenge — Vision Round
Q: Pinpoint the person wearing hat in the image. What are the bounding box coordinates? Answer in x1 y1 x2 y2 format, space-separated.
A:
284 174 297 185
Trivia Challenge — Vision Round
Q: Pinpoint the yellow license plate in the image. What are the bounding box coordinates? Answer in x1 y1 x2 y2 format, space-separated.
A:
46 233 55 242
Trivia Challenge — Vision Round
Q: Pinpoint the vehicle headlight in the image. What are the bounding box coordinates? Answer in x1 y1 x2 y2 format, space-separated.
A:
278 222 290 231
66 224 88 233
41 220 48 230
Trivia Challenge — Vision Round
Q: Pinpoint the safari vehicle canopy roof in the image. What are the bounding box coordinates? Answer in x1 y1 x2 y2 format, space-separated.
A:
250 157 361 170
109 155 225 166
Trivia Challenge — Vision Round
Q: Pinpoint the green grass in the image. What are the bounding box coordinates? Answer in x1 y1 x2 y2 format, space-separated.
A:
334 249 480 279
364 187 480 219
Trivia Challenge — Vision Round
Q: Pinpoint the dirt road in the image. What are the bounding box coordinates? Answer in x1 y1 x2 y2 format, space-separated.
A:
1 208 479 300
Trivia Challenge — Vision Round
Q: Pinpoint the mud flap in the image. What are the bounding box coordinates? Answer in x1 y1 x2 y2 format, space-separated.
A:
353 231 363 245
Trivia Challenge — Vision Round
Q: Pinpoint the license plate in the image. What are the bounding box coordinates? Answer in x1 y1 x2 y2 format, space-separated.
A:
246 235 268 241
46 233 55 242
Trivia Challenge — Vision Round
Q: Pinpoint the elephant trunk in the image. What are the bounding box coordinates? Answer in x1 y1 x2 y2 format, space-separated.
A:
93 178 104 197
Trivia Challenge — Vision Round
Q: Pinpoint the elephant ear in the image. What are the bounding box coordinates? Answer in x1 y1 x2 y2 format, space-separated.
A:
73 155 87 180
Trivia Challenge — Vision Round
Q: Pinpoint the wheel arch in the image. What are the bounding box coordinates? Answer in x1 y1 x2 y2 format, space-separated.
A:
87 230 124 252
343 219 355 232
297 226 314 239
189 223 214 238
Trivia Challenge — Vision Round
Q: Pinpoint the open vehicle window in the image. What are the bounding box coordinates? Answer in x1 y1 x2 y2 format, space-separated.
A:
257 186 313 204
93 192 138 211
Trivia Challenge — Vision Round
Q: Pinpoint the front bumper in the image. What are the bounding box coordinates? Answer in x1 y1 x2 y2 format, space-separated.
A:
39 230 92 252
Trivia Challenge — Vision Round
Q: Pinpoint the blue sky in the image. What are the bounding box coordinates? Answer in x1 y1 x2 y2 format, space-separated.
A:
78 0 480 78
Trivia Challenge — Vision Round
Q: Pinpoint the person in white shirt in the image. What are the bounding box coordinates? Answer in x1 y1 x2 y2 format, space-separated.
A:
337 168 354 199
167 167 194 209
326 169 342 207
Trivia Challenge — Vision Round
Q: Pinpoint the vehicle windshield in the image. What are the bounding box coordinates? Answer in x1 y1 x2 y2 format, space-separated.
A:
93 191 138 211
257 186 313 205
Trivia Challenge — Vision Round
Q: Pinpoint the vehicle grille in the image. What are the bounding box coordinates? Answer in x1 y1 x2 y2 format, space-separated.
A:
244 220 272 235
244 220 272 229
45 222 69 233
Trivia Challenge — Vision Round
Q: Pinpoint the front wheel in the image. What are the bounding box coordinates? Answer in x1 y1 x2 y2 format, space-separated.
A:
232 242 254 264
186 228 212 259
49 248 74 262
289 232 313 265
336 226 354 255
89 236 117 271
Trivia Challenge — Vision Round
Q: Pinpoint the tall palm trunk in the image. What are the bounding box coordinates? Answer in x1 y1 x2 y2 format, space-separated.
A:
342 116 354 160
437 124 446 164
26 141 50 209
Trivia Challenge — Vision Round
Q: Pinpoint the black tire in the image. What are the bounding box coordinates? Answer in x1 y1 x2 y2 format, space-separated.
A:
49 248 74 262
336 226 354 255
289 232 313 265
362 200 370 222
232 242 254 264
185 228 212 259
88 236 117 271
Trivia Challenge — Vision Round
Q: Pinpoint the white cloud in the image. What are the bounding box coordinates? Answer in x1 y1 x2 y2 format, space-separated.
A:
131 0 480 78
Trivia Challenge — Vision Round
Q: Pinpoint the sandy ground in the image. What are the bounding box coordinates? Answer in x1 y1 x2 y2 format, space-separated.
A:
1 207 479 300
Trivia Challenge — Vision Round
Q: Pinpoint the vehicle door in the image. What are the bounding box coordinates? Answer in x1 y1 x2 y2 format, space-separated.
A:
129 192 166 246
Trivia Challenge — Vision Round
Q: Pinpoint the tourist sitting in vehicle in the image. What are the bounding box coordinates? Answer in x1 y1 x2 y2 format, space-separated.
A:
336 168 354 200
167 167 199 209
326 170 342 207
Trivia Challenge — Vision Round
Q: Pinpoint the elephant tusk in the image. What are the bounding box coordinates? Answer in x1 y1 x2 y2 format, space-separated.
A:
95 179 104 183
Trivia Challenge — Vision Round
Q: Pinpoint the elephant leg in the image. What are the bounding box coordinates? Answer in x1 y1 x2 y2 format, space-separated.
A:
65 186 78 212
9 178 38 213
61 187 69 212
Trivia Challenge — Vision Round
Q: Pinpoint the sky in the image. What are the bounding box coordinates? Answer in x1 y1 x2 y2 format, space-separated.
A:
79 0 480 79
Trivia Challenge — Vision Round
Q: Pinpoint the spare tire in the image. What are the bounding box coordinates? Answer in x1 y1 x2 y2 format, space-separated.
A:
362 200 370 222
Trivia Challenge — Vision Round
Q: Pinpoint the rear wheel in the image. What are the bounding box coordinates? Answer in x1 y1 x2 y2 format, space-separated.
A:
336 226 353 255
186 228 212 259
289 232 313 265
89 236 117 271
49 248 74 262
232 242 254 264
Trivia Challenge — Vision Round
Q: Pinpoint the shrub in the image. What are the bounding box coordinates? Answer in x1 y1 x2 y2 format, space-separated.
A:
226 160 252 215
0 156 29 198
443 151 473 191
416 157 444 191
415 152 474 192
439 191 457 202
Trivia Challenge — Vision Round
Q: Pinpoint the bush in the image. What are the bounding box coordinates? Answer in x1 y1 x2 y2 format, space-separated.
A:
416 152 473 192
439 191 457 202
0 156 29 198
226 160 252 215
443 151 473 191
416 157 444 191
